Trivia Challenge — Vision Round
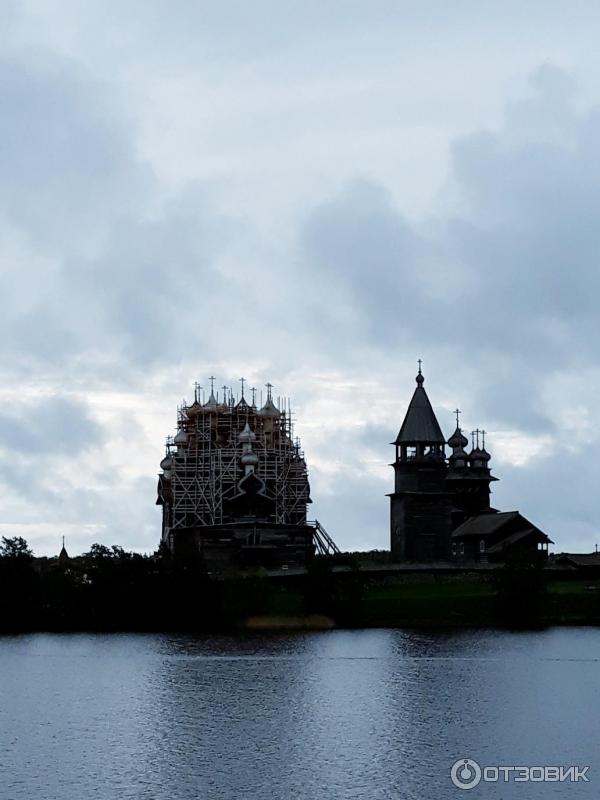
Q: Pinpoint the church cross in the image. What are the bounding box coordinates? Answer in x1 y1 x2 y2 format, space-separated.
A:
417 358 423 374
209 376 215 393
454 408 461 428
251 387 257 406
193 382 201 403
265 381 273 400
481 429 486 449
239 377 246 399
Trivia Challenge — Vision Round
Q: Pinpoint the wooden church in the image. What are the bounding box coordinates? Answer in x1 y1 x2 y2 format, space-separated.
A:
389 365 552 564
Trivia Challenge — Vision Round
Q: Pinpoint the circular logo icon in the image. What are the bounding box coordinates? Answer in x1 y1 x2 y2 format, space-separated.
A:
451 758 482 790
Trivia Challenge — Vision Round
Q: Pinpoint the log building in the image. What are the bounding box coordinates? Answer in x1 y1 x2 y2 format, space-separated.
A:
389 365 552 563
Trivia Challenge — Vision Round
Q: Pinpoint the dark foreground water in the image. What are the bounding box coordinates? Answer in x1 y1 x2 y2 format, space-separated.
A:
1 628 599 799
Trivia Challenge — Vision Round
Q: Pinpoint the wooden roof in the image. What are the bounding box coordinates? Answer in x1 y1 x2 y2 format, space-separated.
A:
452 510 553 543
394 376 445 445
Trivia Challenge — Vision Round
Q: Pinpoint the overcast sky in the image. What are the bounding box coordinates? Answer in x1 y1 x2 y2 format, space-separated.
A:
3 1 600 555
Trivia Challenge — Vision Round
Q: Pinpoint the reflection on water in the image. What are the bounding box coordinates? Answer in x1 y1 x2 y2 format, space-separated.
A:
1 629 599 799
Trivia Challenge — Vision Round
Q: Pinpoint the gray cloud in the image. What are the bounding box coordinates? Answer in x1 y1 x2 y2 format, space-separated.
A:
0 395 105 456
0 57 152 254
301 67 600 433
0 56 241 374
303 179 427 340
0 395 108 538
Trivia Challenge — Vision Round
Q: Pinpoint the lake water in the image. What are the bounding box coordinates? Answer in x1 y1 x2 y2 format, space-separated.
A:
1 628 599 799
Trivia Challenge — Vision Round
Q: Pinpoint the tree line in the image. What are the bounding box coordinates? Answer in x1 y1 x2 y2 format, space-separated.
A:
0 537 365 632
0 536 556 632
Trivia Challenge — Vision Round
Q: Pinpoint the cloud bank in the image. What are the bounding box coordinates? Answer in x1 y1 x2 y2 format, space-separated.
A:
1 3 600 554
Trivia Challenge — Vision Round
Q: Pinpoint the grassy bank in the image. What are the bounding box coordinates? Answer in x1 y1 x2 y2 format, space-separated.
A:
250 574 600 629
359 574 497 627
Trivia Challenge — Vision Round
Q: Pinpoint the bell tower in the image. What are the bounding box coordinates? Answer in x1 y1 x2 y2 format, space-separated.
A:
389 364 452 561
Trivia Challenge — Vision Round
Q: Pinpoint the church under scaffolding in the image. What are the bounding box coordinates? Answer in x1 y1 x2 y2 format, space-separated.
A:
156 378 339 568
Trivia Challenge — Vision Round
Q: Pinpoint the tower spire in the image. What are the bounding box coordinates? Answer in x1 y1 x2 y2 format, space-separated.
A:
394 368 444 446
58 535 69 563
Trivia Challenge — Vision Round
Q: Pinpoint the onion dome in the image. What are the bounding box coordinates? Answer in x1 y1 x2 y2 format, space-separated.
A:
479 430 491 463
259 383 281 417
160 453 173 471
448 427 468 450
238 422 256 443
239 423 259 472
218 387 230 411
448 426 469 467
241 450 259 467
174 429 188 446
259 398 280 416
469 447 485 468
186 400 202 417
204 390 219 411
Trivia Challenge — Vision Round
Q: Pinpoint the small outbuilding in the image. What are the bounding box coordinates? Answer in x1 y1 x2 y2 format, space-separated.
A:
553 552 600 577
451 511 553 564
